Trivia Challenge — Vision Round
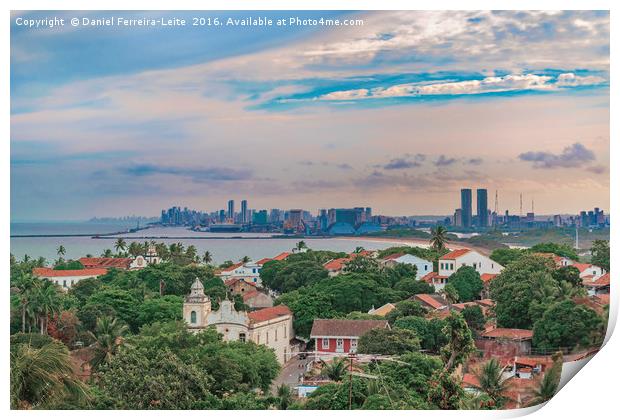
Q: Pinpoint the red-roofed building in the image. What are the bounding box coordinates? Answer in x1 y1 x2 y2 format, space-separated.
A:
477 327 534 357
310 319 389 356
224 278 258 295
323 257 351 276
438 248 503 278
411 294 449 311
79 257 133 270
582 272 610 296
218 260 263 285
242 290 273 309
572 263 606 282
33 267 107 290
533 252 574 268
183 278 294 364
420 271 450 291
273 252 291 261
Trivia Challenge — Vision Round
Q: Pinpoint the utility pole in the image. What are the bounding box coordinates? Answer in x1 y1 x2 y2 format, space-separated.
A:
348 353 354 410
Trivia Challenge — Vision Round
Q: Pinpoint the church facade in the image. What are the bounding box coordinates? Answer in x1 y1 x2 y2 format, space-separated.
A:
183 278 296 364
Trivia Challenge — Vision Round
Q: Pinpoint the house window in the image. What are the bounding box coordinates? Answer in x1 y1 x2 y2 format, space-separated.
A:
63 280 67 288
336 338 344 350
350 339 358 351
424 265 428 271
450 263 454 270
239 333 246 342
440 263 444 269
190 311 197 324
322 338 329 349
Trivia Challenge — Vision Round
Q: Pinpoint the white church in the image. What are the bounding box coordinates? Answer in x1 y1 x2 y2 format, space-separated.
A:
183 278 297 364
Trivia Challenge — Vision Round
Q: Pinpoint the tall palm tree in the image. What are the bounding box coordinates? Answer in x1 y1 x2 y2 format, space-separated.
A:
87 316 128 370
430 225 449 251
353 246 365 254
276 384 293 410
185 245 198 260
101 249 113 258
114 238 127 254
241 255 251 264
296 241 307 251
128 242 141 258
475 358 508 407
11 341 89 409
321 358 348 381
202 251 213 265
32 282 61 335
56 245 66 259
13 273 38 333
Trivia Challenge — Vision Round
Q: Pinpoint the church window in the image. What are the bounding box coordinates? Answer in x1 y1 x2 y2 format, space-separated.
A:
190 311 197 324
239 333 246 342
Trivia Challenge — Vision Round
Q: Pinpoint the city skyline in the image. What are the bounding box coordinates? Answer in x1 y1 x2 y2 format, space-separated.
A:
11 11 610 220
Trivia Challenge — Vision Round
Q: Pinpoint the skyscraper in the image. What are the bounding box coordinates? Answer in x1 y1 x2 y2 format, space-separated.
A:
241 200 248 223
476 189 488 227
227 200 235 221
461 189 472 228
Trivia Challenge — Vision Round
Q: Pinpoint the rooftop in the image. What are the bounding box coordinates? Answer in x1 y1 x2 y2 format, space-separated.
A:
412 293 448 310
78 257 132 269
248 305 291 323
310 319 389 338
481 327 533 341
440 248 472 260
33 267 108 278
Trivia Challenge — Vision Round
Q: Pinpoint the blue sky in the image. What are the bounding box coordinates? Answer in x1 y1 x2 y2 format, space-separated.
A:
11 10 609 220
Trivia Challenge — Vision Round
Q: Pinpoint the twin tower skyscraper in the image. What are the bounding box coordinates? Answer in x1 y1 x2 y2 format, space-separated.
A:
460 188 488 228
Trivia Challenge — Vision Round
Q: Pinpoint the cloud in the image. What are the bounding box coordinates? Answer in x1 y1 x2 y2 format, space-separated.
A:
383 156 423 170
435 155 458 167
337 163 353 170
586 165 607 174
315 72 606 102
467 158 484 166
121 164 253 182
518 142 596 169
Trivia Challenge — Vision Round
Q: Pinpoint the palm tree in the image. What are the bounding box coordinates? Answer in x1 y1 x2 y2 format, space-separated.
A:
11 341 89 409
56 245 66 258
475 358 508 407
202 251 213 265
101 249 113 258
87 316 128 370
295 241 307 252
527 369 559 407
430 225 448 251
241 255 251 264
442 283 460 306
23 254 31 263
128 242 142 258
276 384 292 410
353 246 365 254
31 282 61 334
114 238 127 254
13 273 38 333
185 245 198 260
321 358 348 381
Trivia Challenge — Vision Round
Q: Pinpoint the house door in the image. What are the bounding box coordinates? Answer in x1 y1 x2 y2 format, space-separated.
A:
336 338 344 352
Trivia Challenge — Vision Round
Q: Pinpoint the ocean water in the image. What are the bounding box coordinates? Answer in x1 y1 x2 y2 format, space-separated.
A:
10 223 417 265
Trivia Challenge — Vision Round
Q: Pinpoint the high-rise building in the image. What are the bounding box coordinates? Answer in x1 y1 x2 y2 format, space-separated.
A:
453 208 462 227
476 189 488 227
241 200 248 223
461 189 472 228
227 200 235 221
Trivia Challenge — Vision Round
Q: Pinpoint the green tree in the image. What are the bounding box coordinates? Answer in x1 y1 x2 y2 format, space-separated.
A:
386 300 428 324
530 242 579 261
447 266 483 302
461 305 486 332
11 341 89 409
321 358 348 381
590 240 610 271
87 316 128 370
114 238 127 254
31 281 62 334
85 287 142 332
68 277 103 304
56 245 66 258
489 248 525 266
475 358 508 407
202 251 213 265
358 327 421 355
441 312 475 372
430 225 449 251
136 295 183 327
427 370 464 409
344 255 380 274
95 347 217 409
533 300 603 351
527 352 562 407
393 316 448 353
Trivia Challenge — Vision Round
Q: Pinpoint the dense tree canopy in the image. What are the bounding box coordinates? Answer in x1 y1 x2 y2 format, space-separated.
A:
357 327 421 355
529 242 579 261
447 266 483 303
393 316 448 353
590 240 610 271
489 248 525 267
533 300 604 351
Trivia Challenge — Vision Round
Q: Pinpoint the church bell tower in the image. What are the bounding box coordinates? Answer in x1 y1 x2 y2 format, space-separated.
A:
183 278 211 331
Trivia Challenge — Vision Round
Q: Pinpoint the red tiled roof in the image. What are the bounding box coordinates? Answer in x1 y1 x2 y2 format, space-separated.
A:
224 278 255 287
452 302 478 311
248 305 291 323
584 272 610 287
242 290 261 299
33 267 107 278
420 272 448 284
462 373 481 388
255 258 272 265
440 248 471 260
79 257 132 269
350 250 374 257
481 327 533 341
413 294 448 310
480 273 498 283
572 263 594 273
310 319 389 338
273 252 291 261
323 257 351 271
594 294 610 305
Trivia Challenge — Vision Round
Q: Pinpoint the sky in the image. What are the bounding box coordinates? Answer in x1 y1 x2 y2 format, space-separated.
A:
10 10 610 221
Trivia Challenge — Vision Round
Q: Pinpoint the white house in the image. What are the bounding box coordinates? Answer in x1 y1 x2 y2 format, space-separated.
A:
572 263 606 282
380 253 433 280
438 248 503 277
33 267 107 290
217 261 263 286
